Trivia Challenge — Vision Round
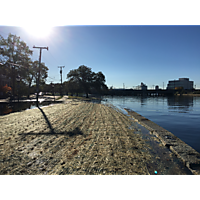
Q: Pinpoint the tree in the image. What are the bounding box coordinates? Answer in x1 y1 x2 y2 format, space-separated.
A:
0 34 49 99
0 33 33 96
92 71 108 94
0 84 12 97
0 34 32 64
25 61 48 98
66 80 81 96
67 65 107 98
40 83 52 94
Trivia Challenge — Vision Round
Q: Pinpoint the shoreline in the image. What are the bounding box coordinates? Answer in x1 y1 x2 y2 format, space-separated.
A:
176 93 200 97
0 98 199 175
124 108 200 175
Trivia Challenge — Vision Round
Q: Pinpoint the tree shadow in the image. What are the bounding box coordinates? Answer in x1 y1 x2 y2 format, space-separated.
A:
19 128 84 137
19 107 84 137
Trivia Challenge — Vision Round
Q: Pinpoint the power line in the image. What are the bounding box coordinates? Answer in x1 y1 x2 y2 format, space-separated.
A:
47 76 60 83
43 52 57 68
47 76 56 80
48 50 60 64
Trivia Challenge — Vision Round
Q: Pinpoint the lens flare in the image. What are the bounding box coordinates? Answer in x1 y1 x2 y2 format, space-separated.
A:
23 24 53 38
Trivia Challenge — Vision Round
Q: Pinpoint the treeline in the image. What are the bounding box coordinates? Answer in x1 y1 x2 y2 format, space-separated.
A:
0 33 108 99
36 65 109 97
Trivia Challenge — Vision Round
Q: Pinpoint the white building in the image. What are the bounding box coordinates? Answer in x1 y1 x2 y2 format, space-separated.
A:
135 82 147 90
167 78 194 90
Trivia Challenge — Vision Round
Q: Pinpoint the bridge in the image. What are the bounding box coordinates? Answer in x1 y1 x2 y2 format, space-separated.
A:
131 89 176 96
109 89 176 96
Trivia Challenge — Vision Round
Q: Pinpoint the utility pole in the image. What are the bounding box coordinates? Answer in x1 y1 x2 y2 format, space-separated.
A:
33 46 48 107
50 81 55 101
58 66 65 96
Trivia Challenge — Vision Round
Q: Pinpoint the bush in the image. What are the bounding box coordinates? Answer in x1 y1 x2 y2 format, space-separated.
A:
0 84 12 97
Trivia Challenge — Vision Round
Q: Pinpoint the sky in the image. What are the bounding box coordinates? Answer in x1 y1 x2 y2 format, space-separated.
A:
1 25 200 89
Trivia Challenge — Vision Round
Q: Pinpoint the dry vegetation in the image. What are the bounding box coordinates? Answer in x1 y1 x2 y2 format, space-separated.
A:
0 99 154 175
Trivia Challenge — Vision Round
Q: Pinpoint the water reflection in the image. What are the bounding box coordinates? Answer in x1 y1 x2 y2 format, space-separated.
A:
0 101 55 115
130 96 194 112
104 96 194 112
0 102 34 115
0 104 13 115
134 96 194 111
140 96 147 106
167 96 193 113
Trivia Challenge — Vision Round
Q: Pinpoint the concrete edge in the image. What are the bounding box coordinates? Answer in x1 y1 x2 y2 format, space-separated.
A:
124 108 200 175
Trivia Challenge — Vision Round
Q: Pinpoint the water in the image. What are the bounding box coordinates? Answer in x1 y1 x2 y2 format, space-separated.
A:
0 101 56 115
102 95 200 153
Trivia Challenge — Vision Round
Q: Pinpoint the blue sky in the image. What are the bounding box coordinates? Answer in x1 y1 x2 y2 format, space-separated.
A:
1 25 200 89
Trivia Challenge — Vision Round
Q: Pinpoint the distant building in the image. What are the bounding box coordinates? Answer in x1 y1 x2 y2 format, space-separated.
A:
136 82 147 90
167 78 193 90
155 85 159 90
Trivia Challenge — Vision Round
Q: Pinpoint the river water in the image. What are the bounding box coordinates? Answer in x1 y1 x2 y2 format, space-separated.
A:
102 95 200 153
0 101 56 115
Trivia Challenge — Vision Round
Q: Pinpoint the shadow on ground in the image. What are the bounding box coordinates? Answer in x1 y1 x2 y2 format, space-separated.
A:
19 106 84 137
19 128 84 137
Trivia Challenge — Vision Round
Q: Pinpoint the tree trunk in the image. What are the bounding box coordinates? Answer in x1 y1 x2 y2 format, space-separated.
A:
27 75 33 99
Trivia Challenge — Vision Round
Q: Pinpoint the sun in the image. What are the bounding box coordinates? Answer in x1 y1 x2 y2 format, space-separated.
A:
23 24 53 38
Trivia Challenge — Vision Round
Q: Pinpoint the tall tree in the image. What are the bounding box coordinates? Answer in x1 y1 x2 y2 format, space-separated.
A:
0 33 32 64
26 61 48 98
0 34 49 98
67 65 93 98
67 65 107 98
0 33 33 96
92 71 108 94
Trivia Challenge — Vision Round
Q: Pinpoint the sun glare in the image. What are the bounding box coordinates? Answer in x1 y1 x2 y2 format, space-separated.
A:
23 24 53 38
